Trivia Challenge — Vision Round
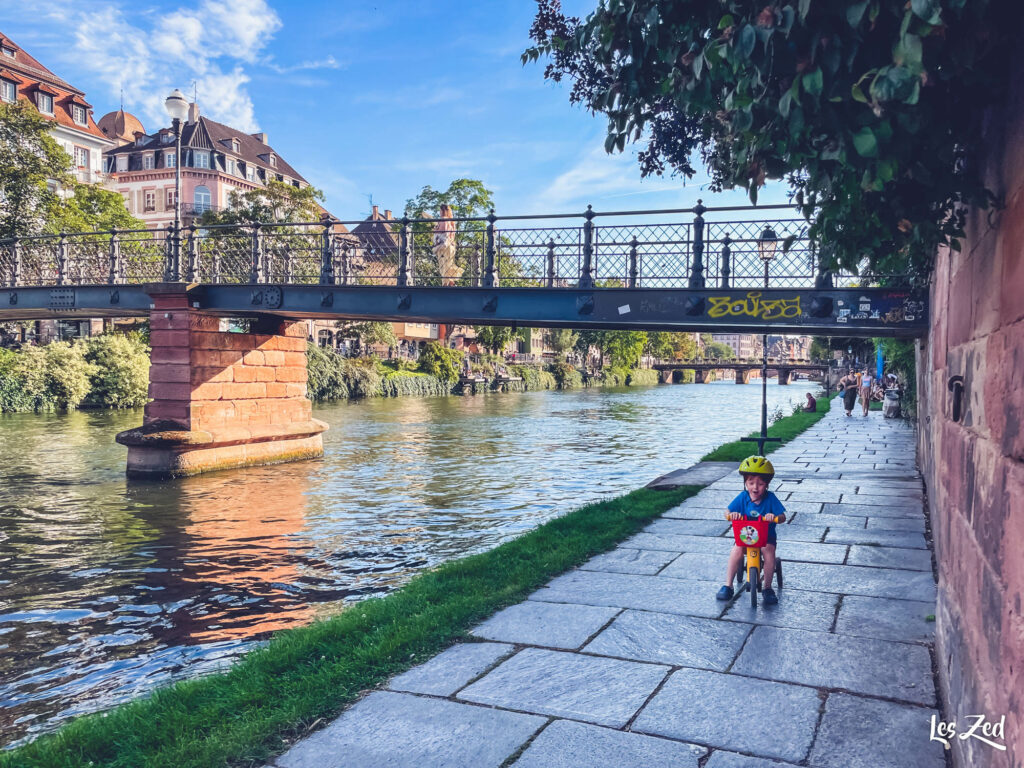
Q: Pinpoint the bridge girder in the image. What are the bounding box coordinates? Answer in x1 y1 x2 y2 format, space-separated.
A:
0 284 927 337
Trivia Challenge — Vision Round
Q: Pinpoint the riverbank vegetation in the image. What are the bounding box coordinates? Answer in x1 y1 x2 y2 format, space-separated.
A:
0 484 701 768
701 395 831 462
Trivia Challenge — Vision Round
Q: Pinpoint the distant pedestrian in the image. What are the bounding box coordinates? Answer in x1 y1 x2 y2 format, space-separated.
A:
841 370 858 417
860 368 873 416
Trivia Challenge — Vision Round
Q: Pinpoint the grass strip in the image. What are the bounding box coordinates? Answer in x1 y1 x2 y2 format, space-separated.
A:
700 395 832 462
1 485 700 768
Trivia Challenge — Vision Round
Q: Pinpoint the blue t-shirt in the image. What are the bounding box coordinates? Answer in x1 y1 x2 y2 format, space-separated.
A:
728 490 786 543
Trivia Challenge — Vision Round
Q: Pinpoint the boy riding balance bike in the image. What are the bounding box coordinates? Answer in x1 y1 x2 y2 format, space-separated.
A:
716 456 787 606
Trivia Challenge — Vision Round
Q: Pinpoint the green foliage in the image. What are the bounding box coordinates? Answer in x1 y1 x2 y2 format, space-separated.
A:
0 342 97 412
404 179 494 220
704 341 737 359
306 343 351 401
702 395 832 461
527 0 1013 278
335 321 397 348
380 370 451 398
508 364 557 391
544 328 579 356
603 330 647 370
548 361 583 389
646 331 697 361
83 333 150 408
417 342 463 384
626 368 659 387
473 325 523 354
201 180 325 225
51 184 145 234
875 337 917 415
0 101 72 238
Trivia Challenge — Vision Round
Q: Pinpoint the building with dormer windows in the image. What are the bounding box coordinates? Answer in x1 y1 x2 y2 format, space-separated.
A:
0 31 114 186
101 102 308 230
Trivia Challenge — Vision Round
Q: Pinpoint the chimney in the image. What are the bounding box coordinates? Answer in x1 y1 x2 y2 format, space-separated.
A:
251 131 267 144
372 205 379 218
187 102 200 125
384 209 392 219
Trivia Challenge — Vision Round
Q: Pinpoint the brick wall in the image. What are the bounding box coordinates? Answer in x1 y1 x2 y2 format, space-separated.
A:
918 53 1024 768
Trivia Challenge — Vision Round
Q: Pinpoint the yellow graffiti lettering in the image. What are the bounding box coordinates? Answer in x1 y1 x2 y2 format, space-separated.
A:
707 292 802 320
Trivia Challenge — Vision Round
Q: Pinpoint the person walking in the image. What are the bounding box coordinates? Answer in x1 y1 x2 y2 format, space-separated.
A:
841 370 859 417
860 368 873 417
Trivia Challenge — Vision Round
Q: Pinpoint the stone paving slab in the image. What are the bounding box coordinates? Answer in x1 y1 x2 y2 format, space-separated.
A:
731 626 936 705
821 501 919 518
625 532 735 554
846 544 932 571
274 691 544 768
789 512 866 529
663 506 732 520
530 570 724 617
864 516 926 532
781 561 936 600
824 529 927 549
631 667 820 763
771 540 849 564
646 461 738 491
458 648 668 728
470 601 620 650
511 719 704 768
582 610 751 670
644 518 731 536
721 587 840 632
580 547 679 575
807 694 944 768
834 595 935 645
773 525 830 543
659 552 725 582
772 500 825 513
705 751 802 768
388 641 514 697
783 491 843 503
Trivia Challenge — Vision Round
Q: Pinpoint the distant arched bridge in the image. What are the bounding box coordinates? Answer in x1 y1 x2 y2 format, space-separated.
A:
653 359 830 385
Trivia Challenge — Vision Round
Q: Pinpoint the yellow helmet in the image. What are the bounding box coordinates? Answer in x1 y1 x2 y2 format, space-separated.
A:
738 455 775 479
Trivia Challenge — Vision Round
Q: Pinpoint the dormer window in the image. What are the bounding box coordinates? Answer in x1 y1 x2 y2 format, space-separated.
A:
162 133 173 143
0 79 14 103
116 155 128 172
232 138 240 152
269 153 276 167
245 165 255 181
36 92 53 115
143 154 154 170
72 104 87 126
226 158 236 175
135 135 146 146
193 151 210 169
1 47 15 58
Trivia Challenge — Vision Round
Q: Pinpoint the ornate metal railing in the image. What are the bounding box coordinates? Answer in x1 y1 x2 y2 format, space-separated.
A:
0 203 897 291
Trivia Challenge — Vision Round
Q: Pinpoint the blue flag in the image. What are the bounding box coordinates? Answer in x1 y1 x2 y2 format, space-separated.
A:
876 346 884 380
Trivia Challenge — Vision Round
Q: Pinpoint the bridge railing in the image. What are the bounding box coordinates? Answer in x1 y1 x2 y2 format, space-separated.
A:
0 204 905 290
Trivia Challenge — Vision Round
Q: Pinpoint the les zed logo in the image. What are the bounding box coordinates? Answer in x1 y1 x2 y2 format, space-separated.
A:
929 714 1007 751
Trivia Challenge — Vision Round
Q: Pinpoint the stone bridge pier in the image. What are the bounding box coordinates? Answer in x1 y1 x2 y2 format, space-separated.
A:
735 369 751 384
116 287 327 478
660 369 673 384
777 368 794 385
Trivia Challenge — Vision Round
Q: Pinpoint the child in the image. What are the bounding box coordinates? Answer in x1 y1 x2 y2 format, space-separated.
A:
716 456 787 605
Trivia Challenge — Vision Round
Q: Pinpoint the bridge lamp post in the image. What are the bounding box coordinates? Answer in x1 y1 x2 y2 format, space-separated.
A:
164 89 189 281
754 226 778 452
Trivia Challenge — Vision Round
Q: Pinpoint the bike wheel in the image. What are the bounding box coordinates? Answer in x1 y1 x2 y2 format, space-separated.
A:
748 566 759 608
775 559 783 590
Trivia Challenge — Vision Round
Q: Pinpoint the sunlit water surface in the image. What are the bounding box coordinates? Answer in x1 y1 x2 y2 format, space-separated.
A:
0 380 811 745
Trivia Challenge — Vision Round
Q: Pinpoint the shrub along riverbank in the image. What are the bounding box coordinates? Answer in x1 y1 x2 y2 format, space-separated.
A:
0 401 831 767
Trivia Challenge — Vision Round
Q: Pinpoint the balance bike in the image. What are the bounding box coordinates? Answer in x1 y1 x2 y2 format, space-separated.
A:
732 518 783 608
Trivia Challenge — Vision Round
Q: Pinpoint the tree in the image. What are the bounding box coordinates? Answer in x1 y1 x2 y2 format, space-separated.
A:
574 330 607 367
0 101 72 238
604 330 647 369
474 325 522 354
525 1 1012 278
704 341 736 360
404 179 494 220
545 328 578 357
52 183 144 233
647 331 696 361
335 321 396 348
201 180 325 225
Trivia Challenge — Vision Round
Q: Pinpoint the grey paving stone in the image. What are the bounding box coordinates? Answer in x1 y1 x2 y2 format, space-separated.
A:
825 529 927 549
834 595 935 644
774 525 830 543
789 513 866 529
781 561 936 600
786 491 842 502
852 487 923 500
822 502 918 518
865 516 926 532
511 719 704 768
840 493 921 508
580 548 679 575
583 610 751 670
664 505 731 520
772 500 825 513
626 532 735 554
530 570 724 618
706 751 802 768
732 626 936 705
647 461 738 491
808 694 944 768
645 518 731 536
721 586 839 632
470 601 619 650
773 541 848 564
632 668 819 762
847 545 932 571
458 648 668 728
660 552 725 582
275 691 544 768
388 641 514 696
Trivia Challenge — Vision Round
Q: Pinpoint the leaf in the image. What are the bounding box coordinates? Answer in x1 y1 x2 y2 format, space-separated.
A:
780 5 795 34
851 83 868 103
852 127 878 157
693 52 704 79
779 89 793 118
604 133 617 153
718 14 734 30
846 1 869 27
798 0 811 21
911 0 941 23
802 68 823 97
737 24 756 60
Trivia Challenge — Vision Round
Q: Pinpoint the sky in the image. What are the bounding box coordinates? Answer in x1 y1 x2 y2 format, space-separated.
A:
0 0 792 222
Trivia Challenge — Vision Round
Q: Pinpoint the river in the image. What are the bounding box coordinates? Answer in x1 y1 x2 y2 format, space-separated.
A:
0 380 811 746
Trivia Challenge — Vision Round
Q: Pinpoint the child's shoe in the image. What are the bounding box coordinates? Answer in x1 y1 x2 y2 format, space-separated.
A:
716 585 734 601
762 587 778 605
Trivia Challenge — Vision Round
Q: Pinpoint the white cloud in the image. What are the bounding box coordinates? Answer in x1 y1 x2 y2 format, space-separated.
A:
41 0 282 132
267 55 343 74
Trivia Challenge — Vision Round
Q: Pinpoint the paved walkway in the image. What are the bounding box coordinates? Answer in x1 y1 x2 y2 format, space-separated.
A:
271 403 944 768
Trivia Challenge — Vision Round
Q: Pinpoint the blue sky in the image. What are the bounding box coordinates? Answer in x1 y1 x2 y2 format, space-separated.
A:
1 0 791 221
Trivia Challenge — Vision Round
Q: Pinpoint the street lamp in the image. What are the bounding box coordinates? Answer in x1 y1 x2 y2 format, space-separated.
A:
164 89 189 281
756 225 778 451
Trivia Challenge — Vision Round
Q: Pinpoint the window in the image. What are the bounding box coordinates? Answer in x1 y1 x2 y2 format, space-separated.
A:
0 79 15 103
226 158 235 175
193 185 211 213
269 154 276 167
232 139 240 152
36 92 53 114
161 133 173 143
72 104 87 125
165 151 176 168
2 47 15 58
143 190 156 212
193 151 209 169
143 154 154 170
166 188 177 208
116 155 128 172
73 146 89 167
246 165 255 181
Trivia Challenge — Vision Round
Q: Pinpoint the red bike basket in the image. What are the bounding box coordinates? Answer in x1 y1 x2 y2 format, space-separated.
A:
731 519 772 548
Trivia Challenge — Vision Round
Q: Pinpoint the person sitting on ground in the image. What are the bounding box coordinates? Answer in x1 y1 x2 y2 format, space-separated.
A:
717 456 787 605
803 392 817 412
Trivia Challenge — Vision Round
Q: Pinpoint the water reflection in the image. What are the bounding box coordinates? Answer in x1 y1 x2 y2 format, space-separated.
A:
0 381 808 745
